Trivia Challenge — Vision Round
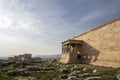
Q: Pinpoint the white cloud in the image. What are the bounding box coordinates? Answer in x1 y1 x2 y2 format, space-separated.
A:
0 0 64 56
75 0 120 27
0 0 120 56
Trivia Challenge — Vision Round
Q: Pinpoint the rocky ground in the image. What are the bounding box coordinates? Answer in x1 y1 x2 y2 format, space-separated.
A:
0 61 120 80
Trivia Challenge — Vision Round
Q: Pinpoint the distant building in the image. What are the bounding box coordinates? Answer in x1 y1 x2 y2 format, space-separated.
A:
60 18 120 68
8 53 32 62
8 53 42 63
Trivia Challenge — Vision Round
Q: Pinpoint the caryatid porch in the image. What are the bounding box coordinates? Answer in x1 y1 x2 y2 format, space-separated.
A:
60 39 83 63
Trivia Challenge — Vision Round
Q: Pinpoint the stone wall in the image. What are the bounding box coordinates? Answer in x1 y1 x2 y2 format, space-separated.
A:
73 18 120 68
60 53 70 63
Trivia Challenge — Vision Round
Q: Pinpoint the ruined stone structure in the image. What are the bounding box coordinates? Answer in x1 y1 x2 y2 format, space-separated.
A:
8 53 32 62
60 18 120 68
8 53 42 63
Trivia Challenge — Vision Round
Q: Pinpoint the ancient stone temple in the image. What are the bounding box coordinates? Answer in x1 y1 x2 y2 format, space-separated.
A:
60 18 120 68
8 53 32 62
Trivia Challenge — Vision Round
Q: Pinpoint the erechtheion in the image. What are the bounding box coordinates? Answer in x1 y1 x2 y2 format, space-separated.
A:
60 18 120 68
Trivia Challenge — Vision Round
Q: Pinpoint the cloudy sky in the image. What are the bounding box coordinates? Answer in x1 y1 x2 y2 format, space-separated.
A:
0 0 120 57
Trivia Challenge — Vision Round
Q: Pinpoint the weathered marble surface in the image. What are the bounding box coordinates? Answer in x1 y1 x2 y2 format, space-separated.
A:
60 18 120 68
